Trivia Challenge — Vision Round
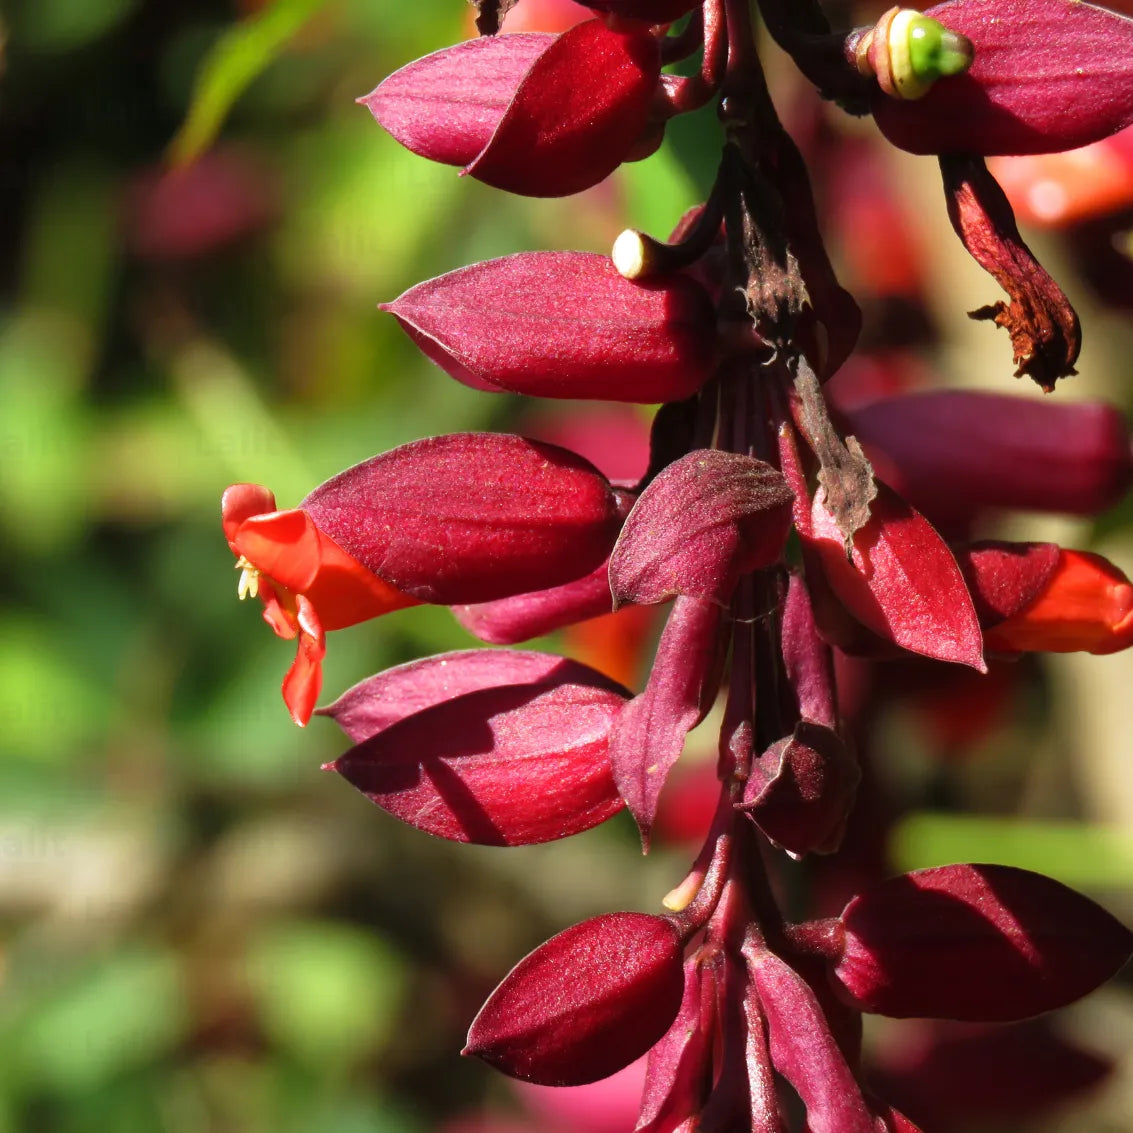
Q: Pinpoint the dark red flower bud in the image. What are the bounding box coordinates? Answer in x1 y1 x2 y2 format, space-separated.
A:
383 252 717 403
608 596 725 845
871 0 1133 157
327 656 629 845
362 21 662 197
832 864 1133 1021
302 433 622 604
839 390 1133 522
609 450 793 607
802 482 986 670
464 912 685 1085
740 721 860 858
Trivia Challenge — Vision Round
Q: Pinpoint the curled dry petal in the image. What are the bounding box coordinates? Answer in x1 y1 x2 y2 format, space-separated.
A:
803 482 986 670
302 433 621 604
872 0 1133 156
319 648 629 743
839 391 1133 520
940 154 1080 390
359 34 551 167
740 721 860 858
383 253 717 403
466 20 662 197
609 450 793 607
832 864 1133 1021
328 672 629 845
464 912 685 1085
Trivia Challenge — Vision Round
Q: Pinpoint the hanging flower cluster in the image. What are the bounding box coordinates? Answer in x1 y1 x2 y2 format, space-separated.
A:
224 0 1133 1126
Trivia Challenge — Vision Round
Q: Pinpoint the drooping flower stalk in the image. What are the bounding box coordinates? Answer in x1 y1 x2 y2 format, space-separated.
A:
223 0 1133 1126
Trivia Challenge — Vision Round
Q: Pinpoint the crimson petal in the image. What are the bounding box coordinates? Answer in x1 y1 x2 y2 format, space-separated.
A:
383 252 717 403
359 34 552 167
329 675 629 845
873 0 1133 156
466 20 661 197
464 912 684 1085
803 483 986 670
609 450 793 607
832 864 1133 1021
319 648 628 743
302 433 621 604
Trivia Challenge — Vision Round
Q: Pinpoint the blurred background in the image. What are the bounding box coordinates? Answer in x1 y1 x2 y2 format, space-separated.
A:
3 0 1133 1129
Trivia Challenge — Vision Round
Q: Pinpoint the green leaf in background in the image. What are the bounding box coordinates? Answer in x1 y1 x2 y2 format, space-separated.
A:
10 0 138 54
892 812 1133 890
245 921 408 1071
169 0 330 166
8 949 185 1093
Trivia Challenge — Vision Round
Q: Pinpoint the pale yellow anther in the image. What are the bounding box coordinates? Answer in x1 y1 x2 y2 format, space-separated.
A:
234 555 261 601
612 228 650 281
662 870 704 912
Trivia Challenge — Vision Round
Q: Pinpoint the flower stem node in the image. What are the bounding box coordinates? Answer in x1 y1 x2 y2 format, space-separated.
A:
855 7 973 101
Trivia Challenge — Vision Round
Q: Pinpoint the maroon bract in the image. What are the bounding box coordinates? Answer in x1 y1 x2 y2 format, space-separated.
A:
953 541 1061 629
452 559 618 644
464 912 685 1084
319 649 628 743
360 34 551 166
839 391 1133 520
466 19 662 197
383 252 717 402
746 942 874 1133
832 864 1133 1020
636 955 716 1133
608 596 723 844
609 449 793 606
302 433 621 604
872 0 1133 156
328 667 628 845
803 484 986 670
363 21 662 196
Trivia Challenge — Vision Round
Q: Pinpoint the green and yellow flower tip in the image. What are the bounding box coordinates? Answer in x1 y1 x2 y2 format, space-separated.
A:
889 10 973 100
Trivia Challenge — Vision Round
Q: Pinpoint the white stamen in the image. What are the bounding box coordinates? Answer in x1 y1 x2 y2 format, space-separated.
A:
234 556 261 600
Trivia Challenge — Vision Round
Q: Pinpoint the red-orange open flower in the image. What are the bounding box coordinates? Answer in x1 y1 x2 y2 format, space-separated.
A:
981 548 1133 656
222 484 417 726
